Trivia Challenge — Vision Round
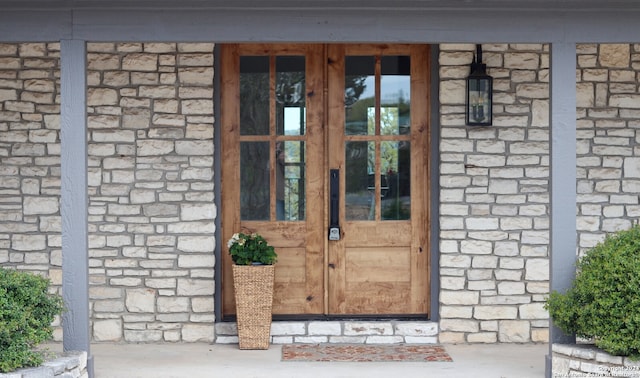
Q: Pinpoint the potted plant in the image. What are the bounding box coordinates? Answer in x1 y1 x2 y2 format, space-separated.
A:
227 232 278 350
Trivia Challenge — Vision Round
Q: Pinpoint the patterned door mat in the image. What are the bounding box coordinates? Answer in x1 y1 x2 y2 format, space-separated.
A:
281 344 453 362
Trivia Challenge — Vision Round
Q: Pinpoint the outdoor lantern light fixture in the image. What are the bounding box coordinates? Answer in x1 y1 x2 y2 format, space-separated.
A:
466 44 493 126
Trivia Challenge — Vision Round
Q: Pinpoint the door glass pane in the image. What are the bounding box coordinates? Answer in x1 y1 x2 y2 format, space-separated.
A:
240 56 269 135
276 141 306 221
381 56 411 135
276 56 306 136
345 56 375 136
345 141 375 220
381 141 411 220
240 142 269 220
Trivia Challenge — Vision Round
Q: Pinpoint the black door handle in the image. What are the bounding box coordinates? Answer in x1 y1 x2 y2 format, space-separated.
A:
329 169 340 240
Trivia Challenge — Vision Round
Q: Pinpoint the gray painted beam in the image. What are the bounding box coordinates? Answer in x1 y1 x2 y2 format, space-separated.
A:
546 42 577 378
67 9 640 43
2 8 640 43
0 11 71 41
60 39 94 378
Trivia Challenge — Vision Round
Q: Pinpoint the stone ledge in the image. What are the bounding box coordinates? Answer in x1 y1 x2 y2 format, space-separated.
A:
0 351 88 378
552 343 640 378
215 320 439 345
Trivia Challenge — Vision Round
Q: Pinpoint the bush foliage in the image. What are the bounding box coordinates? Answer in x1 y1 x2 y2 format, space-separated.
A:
0 267 64 373
546 225 640 357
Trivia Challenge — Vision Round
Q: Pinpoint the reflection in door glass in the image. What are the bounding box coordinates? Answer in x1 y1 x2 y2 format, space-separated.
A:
276 141 306 221
276 56 306 136
345 56 375 136
381 56 411 135
240 142 270 220
345 141 375 220
240 57 269 136
381 141 411 220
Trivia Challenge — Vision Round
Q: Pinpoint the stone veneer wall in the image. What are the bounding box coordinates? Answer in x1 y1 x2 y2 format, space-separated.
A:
3 41 640 345
576 44 640 254
0 43 63 331
86 42 216 343
0 351 88 378
1 42 217 342
552 343 640 377
438 44 551 343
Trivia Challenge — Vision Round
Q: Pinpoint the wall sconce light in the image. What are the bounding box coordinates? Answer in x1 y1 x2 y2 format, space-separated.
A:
466 44 493 126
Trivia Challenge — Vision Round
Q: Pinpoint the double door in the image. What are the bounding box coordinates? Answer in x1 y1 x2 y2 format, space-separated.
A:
221 44 430 317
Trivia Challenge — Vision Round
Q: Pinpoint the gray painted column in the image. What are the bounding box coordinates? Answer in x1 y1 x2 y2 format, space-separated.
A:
60 39 94 377
545 42 577 378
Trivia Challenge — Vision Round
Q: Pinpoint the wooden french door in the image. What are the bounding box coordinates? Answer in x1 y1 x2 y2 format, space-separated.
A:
221 44 430 318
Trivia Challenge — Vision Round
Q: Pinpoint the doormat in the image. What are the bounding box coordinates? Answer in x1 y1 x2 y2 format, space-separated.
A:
281 344 453 362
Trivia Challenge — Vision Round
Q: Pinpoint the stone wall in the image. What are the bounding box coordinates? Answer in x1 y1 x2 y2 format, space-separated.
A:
0 43 62 327
438 44 550 343
552 343 640 377
1 42 216 342
3 41 640 345
86 42 216 343
576 44 640 255
216 320 438 345
0 351 88 378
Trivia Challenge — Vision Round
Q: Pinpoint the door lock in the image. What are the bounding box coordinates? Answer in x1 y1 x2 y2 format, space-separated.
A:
329 227 340 241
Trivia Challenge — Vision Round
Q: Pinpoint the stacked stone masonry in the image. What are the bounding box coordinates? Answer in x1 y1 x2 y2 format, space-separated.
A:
215 321 439 345
576 44 640 255
552 343 640 377
438 44 551 344
0 42 216 343
2 41 640 344
0 42 64 330
0 351 88 378
86 43 216 343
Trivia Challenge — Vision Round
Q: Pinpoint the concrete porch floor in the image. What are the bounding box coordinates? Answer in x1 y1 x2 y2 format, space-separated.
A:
81 342 547 378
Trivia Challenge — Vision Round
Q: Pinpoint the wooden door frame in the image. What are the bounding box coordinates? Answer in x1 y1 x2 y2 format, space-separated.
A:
326 44 431 316
219 43 431 319
219 44 326 318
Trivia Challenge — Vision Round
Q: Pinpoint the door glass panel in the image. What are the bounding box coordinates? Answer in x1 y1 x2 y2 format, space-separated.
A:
240 142 270 220
381 141 411 220
345 56 375 136
345 141 375 220
276 56 306 136
240 56 269 135
381 56 411 136
277 141 306 221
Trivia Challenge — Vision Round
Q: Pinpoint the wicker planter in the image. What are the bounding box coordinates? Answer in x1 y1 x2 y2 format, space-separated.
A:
232 264 275 350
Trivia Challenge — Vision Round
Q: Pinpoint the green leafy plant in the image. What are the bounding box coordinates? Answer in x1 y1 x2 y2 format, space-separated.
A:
0 267 64 373
227 232 278 265
545 225 640 357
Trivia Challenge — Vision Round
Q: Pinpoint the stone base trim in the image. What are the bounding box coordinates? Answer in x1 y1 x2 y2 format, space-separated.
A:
552 343 640 378
0 351 88 378
215 320 439 345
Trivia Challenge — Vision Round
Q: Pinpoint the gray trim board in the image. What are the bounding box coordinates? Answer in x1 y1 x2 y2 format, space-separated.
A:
430 44 441 321
546 42 578 377
2 8 640 43
213 44 223 324
60 39 94 378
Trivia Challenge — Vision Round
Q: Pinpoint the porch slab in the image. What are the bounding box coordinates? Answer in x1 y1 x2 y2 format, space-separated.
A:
86 342 547 378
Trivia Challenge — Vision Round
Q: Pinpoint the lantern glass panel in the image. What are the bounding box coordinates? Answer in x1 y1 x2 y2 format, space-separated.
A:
466 77 492 126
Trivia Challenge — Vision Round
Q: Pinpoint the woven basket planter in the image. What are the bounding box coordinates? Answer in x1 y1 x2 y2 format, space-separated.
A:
232 264 275 350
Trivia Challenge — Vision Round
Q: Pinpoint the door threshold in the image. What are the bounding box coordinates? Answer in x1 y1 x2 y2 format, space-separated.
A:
221 314 430 322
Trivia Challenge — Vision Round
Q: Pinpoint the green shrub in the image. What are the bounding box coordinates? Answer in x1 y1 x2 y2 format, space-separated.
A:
546 225 640 357
0 267 64 373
